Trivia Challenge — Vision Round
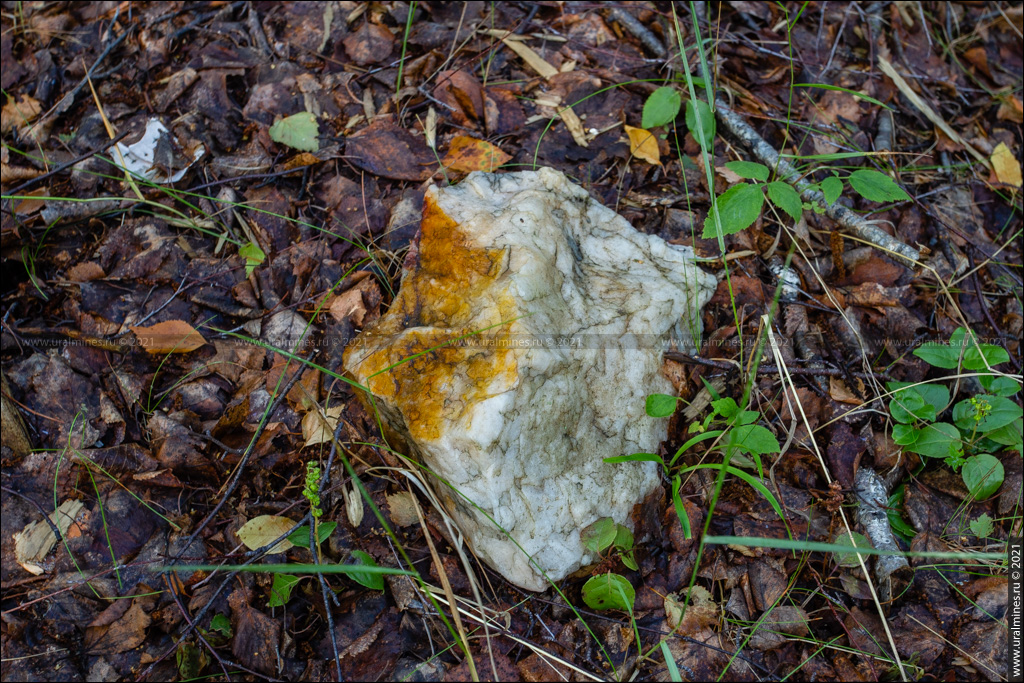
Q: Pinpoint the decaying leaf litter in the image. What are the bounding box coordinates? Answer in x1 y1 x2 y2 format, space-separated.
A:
1 2 1021 682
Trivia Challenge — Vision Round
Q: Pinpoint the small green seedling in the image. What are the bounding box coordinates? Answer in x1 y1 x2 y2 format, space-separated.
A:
581 517 638 571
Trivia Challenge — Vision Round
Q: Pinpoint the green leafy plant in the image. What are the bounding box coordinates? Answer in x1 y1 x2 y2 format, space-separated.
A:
608 388 783 542
888 328 1021 500
703 161 909 238
581 517 638 571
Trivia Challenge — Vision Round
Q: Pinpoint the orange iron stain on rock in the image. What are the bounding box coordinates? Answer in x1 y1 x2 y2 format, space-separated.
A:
350 196 518 442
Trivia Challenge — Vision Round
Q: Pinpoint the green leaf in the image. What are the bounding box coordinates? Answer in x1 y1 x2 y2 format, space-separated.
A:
620 550 639 572
986 417 1023 449
642 87 682 129
961 454 1004 500
671 475 691 540
904 422 962 459
613 524 634 553
269 112 320 152
288 521 337 548
886 487 917 541
703 183 765 238
268 573 301 607
349 550 384 590
581 517 617 553
604 453 665 465
892 423 920 446
239 241 266 278
711 397 740 419
766 181 803 221
953 395 1023 433
820 176 844 205
581 573 635 612
729 424 781 455
737 410 760 426
661 640 683 683
646 393 679 417
833 531 871 568
887 381 949 417
888 387 933 424
979 374 1021 397
913 341 961 369
685 99 716 150
969 512 994 539
209 613 232 638
725 161 768 181
847 169 910 203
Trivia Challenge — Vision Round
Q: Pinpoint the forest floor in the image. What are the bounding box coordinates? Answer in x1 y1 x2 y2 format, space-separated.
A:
1 2 1022 681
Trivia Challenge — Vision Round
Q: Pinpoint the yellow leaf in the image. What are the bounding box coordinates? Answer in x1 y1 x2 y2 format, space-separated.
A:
442 135 512 173
624 125 661 165
991 142 1022 188
129 320 207 354
236 515 297 554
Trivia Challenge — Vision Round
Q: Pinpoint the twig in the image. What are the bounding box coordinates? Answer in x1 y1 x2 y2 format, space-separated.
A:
591 0 922 266
854 468 914 603
3 130 132 197
712 98 921 266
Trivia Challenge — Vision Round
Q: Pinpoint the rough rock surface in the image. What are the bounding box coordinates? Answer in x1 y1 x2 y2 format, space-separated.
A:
345 168 716 591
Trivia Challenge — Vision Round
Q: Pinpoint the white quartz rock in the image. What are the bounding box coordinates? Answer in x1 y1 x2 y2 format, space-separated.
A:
345 168 716 591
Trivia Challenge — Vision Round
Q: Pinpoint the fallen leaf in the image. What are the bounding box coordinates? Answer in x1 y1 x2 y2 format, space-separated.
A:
386 492 420 527
991 142 1022 187
236 515 297 554
343 21 394 66
84 600 151 655
269 112 320 152
302 405 344 447
442 135 512 173
129 320 207 354
996 95 1023 123
346 117 433 181
829 376 864 405
624 125 661 165
1 94 42 134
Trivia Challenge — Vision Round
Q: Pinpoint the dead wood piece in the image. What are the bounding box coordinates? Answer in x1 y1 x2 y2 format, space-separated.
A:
854 467 914 604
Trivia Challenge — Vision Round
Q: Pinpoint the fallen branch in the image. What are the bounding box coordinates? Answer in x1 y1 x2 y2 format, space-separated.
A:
604 3 922 267
854 467 915 603
713 98 921 267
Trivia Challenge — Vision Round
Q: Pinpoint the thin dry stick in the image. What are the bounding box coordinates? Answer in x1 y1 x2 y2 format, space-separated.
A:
713 99 921 266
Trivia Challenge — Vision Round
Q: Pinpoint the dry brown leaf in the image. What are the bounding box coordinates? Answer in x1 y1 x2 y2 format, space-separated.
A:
997 95 1023 123
829 376 865 406
386 492 420 527
624 125 661 165
442 135 512 173
236 515 297 554
129 320 207 354
991 142 1022 188
485 31 588 147
1 95 42 134
301 405 343 446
